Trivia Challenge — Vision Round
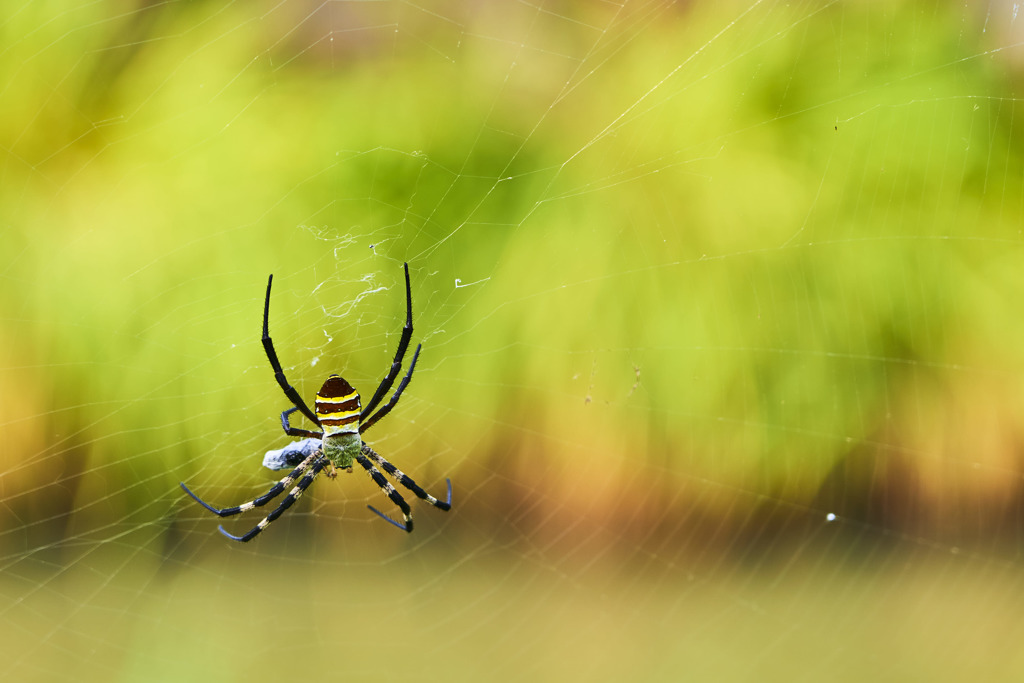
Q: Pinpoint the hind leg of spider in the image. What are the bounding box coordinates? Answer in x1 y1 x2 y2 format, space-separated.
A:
357 454 414 532
360 262 415 420
219 458 328 542
361 444 451 511
262 274 321 428
281 407 324 439
359 343 421 435
180 452 318 518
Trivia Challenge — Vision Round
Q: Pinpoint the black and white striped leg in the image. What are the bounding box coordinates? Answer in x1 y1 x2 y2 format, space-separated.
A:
362 444 452 511
219 458 328 542
281 407 324 439
180 452 319 518
357 454 414 532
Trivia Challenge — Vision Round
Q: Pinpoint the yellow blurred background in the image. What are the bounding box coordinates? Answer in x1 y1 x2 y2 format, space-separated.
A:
3 1 1024 680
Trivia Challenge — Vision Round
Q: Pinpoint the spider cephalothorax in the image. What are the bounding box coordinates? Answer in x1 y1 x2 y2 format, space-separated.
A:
180 263 452 542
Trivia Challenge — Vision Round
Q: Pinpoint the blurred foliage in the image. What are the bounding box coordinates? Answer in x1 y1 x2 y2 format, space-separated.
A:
2 0 1024 556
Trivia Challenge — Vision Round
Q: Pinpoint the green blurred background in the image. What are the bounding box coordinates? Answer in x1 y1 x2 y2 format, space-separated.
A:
4 1 1024 680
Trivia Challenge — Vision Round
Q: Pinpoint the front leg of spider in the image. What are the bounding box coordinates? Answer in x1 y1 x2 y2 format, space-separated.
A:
178 262 453 542
361 444 453 532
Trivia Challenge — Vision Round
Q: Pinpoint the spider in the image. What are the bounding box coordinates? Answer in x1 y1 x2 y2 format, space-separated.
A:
180 262 452 542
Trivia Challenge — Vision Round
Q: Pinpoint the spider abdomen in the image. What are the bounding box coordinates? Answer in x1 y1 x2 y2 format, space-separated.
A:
316 375 361 435
316 375 363 471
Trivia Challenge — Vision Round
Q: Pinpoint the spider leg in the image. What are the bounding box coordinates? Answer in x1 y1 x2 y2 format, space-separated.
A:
359 343 421 435
219 457 328 542
281 406 324 439
263 274 321 429
359 262 414 421
361 444 451 511
356 454 414 532
180 452 319 518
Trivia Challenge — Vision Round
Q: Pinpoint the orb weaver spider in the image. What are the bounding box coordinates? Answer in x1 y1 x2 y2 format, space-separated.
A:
180 262 452 542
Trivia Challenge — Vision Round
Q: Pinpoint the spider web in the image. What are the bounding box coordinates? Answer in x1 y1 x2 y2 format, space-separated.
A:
3 0 1024 680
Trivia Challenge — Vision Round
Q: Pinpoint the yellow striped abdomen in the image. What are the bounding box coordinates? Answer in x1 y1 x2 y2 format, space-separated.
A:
316 374 361 436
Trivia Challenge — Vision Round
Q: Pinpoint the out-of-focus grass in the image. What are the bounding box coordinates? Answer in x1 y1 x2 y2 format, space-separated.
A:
4 542 1024 682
